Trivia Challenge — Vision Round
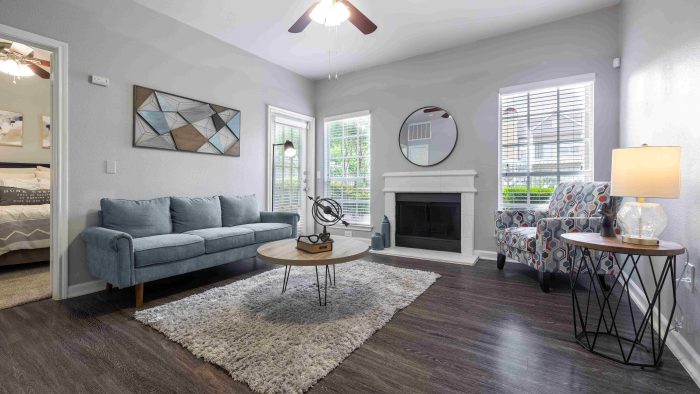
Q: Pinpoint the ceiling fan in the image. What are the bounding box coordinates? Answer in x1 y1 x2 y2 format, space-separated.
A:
289 0 377 34
424 107 452 119
0 41 51 81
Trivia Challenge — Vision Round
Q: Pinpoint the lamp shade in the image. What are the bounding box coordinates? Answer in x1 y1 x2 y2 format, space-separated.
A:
611 146 681 198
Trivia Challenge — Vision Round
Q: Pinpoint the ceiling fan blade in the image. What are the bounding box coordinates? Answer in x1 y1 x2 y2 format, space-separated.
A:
288 2 318 33
32 58 51 67
26 62 50 79
341 0 377 35
424 107 442 113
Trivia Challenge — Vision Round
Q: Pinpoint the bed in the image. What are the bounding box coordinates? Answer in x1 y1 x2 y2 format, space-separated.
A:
0 163 50 267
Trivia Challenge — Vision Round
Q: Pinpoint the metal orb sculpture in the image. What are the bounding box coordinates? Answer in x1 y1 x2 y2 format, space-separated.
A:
308 195 349 243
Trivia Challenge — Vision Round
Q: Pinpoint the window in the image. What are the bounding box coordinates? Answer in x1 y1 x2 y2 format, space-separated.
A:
499 74 594 209
271 116 304 224
324 111 371 226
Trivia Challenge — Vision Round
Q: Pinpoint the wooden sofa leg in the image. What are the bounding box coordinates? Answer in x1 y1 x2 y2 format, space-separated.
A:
497 253 506 270
135 283 144 308
105 283 113 293
538 271 551 293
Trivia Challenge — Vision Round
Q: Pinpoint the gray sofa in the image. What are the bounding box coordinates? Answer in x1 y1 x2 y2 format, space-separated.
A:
80 195 298 307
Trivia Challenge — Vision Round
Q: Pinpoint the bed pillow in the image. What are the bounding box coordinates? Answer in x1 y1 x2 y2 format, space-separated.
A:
170 196 222 233
0 173 36 181
1 178 41 190
0 186 50 205
220 195 260 226
0 168 36 175
101 197 172 238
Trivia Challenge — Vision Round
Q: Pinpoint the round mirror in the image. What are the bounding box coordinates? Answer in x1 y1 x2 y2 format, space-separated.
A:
399 106 457 167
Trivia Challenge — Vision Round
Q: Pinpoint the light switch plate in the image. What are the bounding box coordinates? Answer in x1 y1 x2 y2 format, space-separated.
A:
105 160 117 174
90 75 109 87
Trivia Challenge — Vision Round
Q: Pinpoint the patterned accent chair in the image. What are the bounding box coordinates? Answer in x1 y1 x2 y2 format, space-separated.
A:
495 182 614 292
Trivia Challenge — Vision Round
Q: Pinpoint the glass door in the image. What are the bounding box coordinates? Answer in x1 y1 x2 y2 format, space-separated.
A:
268 106 314 235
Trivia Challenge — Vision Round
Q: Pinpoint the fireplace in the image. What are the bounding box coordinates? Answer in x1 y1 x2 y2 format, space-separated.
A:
395 193 461 253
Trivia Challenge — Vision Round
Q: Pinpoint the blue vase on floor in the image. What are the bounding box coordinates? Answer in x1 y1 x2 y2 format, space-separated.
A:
381 215 391 248
371 232 384 250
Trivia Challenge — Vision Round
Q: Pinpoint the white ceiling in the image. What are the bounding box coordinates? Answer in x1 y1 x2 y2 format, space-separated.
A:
134 0 619 80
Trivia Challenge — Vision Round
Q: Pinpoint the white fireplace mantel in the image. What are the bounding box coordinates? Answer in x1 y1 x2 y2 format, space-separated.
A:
371 170 479 266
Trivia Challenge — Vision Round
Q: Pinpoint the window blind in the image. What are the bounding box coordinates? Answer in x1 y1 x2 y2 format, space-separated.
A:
499 77 594 209
325 113 371 225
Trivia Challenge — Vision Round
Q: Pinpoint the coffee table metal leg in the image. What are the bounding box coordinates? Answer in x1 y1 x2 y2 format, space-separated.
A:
281 265 291 294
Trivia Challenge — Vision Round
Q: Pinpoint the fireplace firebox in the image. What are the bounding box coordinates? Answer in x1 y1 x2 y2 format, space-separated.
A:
395 193 461 253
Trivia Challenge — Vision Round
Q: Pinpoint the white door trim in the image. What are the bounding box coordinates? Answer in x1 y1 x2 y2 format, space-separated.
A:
266 105 315 235
0 23 70 300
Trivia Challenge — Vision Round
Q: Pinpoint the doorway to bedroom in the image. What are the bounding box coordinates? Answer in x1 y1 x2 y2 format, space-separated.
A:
0 36 52 309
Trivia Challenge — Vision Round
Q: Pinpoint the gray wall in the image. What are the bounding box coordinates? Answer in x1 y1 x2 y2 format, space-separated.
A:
0 0 315 286
0 71 51 163
619 0 700 371
315 7 620 250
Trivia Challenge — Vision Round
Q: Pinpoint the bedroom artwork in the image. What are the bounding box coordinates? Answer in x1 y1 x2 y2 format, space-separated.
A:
0 110 23 147
41 115 50 149
133 85 241 156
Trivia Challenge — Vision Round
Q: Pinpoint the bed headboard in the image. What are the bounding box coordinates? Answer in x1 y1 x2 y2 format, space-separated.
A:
0 162 49 168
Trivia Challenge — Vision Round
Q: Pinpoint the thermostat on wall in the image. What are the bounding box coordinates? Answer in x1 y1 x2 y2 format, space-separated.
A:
89 75 109 87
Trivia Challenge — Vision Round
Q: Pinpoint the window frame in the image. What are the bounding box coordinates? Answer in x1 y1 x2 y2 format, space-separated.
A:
497 73 595 210
323 110 372 229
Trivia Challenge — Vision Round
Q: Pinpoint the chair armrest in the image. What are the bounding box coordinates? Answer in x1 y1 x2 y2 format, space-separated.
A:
260 211 300 238
495 209 548 236
535 217 603 272
80 227 134 288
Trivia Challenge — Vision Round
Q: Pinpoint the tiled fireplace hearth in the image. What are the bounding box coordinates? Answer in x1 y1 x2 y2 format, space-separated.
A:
371 170 479 265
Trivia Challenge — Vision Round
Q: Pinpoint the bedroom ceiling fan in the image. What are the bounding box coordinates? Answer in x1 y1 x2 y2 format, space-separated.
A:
0 41 51 83
289 0 377 34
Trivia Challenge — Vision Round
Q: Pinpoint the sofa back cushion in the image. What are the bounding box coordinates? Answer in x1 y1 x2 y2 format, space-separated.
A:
101 197 171 238
171 196 222 233
220 195 260 226
547 182 611 218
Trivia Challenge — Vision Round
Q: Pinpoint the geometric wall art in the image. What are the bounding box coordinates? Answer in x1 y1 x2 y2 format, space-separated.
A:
133 85 240 156
0 109 23 147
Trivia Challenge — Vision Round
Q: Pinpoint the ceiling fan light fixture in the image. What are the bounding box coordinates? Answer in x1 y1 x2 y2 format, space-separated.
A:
310 0 350 27
0 59 34 77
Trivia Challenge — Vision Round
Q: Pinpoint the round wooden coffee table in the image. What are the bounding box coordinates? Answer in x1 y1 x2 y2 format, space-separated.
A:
256 237 369 306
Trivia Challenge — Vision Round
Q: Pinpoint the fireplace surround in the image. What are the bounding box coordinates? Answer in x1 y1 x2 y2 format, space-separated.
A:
371 170 478 265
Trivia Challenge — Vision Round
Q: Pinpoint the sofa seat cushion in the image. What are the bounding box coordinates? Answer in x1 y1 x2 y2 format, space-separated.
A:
496 227 537 253
235 222 292 243
133 234 205 268
185 227 256 254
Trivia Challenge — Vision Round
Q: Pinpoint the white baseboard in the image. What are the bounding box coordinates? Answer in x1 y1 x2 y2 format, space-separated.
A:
67 279 105 298
626 278 700 388
475 249 498 261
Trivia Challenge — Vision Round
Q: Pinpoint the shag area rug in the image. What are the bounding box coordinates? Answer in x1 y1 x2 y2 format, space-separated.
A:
135 260 439 393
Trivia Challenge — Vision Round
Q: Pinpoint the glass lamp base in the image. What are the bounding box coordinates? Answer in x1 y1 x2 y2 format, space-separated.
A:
617 201 667 245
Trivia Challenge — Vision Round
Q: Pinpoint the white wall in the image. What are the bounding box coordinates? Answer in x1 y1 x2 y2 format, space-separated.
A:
619 0 700 379
0 71 51 163
0 0 315 286
315 7 620 249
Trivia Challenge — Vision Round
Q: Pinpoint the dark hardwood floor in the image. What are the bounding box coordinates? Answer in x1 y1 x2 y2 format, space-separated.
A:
0 256 697 394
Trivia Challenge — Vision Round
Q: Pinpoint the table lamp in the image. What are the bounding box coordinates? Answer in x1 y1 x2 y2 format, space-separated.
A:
611 145 681 245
